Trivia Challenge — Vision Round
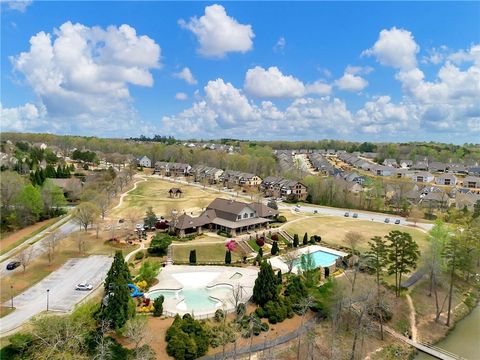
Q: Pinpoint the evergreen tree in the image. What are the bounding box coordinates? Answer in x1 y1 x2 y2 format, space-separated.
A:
271 241 279 255
386 231 420 297
293 234 299 248
258 247 263 258
225 250 232 264
303 232 308 246
100 251 133 329
144 207 157 229
473 200 480 219
277 270 282 284
252 261 278 306
189 250 196 264
153 295 164 317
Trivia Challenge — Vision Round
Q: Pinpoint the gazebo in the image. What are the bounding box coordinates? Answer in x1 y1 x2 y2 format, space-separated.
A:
168 188 183 198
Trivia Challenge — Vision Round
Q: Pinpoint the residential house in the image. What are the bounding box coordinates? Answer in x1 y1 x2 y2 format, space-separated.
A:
260 177 308 201
191 165 224 184
435 173 457 186
153 161 191 177
371 165 394 177
413 161 429 171
334 177 363 194
455 192 480 211
172 198 278 237
447 163 467 175
343 171 366 185
395 169 413 179
412 171 434 183
399 160 413 169
467 167 480 176
428 162 446 173
239 173 262 187
383 159 398 167
463 176 480 189
137 156 152 168
421 191 450 209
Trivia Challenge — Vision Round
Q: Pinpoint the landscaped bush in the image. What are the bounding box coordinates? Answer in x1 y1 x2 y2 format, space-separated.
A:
147 233 173 256
214 309 225 322
166 314 209 360
217 230 231 237
271 233 279 241
134 251 144 260
276 215 287 223
153 296 164 317
256 237 265 247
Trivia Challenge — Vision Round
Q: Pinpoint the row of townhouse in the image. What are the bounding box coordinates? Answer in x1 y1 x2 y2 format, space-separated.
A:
381 158 480 175
260 176 308 201
154 162 192 177
190 165 224 184
220 170 262 187
402 184 480 211
275 150 297 173
307 153 342 175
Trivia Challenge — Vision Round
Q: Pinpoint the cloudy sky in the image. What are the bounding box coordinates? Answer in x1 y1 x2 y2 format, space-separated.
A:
1 1 479 143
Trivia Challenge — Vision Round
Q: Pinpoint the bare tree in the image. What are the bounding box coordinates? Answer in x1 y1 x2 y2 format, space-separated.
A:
76 232 88 255
344 231 364 255
93 320 112 360
94 193 110 220
296 296 316 360
45 233 61 264
73 202 99 231
125 315 148 351
229 285 245 319
18 246 34 273
281 249 299 274
125 208 142 232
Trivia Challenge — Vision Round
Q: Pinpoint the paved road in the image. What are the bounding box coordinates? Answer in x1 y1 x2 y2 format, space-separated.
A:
0 255 112 335
0 218 79 278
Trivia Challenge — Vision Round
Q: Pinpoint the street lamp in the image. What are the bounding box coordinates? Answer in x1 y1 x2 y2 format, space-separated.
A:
46 289 50 311
10 285 13 309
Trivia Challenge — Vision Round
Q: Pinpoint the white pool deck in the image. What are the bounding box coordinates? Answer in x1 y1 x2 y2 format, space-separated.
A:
146 265 258 318
268 245 348 273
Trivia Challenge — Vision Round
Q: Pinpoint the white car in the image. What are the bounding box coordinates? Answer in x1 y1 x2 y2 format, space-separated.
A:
75 283 93 291
135 224 143 230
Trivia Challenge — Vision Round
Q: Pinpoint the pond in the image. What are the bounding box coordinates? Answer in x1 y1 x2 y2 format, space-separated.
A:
415 306 480 360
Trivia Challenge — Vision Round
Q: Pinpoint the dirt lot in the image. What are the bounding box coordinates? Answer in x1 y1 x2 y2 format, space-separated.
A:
283 216 428 252
110 178 230 220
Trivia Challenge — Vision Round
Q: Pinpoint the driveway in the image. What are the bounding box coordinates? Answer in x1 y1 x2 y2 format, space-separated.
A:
0 255 112 335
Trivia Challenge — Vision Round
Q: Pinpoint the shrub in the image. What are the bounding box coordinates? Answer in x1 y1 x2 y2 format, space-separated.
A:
293 234 299 248
271 241 279 255
148 233 173 256
189 250 196 264
134 251 144 261
214 309 225 322
303 233 308 246
236 303 246 317
256 237 265 247
271 234 279 241
153 296 164 317
276 215 287 223
225 250 232 264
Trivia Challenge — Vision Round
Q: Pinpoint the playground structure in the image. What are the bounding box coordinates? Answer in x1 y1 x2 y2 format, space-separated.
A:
128 283 144 297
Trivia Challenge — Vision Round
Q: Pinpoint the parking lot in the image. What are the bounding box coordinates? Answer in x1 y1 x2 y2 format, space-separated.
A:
0 255 112 335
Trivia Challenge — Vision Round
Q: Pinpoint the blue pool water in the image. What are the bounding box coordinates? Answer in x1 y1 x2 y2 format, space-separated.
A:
147 286 232 312
293 250 340 268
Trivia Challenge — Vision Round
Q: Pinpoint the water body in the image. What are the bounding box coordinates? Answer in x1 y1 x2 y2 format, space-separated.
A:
415 306 480 360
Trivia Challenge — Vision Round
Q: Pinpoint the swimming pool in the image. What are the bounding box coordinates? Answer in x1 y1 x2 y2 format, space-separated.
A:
147 286 233 312
293 250 340 268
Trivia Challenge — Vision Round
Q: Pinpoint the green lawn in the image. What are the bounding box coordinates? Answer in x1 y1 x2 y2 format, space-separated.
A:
172 243 242 264
247 239 260 252
283 216 428 253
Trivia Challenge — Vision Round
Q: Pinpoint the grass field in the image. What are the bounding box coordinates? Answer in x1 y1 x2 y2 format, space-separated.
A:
283 215 428 253
110 178 233 219
172 243 242 263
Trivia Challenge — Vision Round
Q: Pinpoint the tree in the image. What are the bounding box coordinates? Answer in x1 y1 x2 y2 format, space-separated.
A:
15 184 43 225
137 260 160 286
41 180 66 216
293 233 299 248
148 233 172 256
296 296 316 360
300 251 318 287
281 250 298 274
271 241 279 255
386 231 420 297
267 199 278 210
73 202 99 231
143 207 157 229
225 250 232 264
252 261 278 306
100 251 133 329
303 232 308 246
473 200 480 219
45 233 62 264
345 231 364 255
0 171 24 211
94 193 110 220
18 247 34 273
366 236 388 339
125 315 148 352
189 249 197 264
153 296 164 317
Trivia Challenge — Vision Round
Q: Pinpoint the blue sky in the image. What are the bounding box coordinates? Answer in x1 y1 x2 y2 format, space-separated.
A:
1 1 479 143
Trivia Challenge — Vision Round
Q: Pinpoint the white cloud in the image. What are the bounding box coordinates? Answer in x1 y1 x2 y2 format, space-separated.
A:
334 73 368 92
363 27 419 70
173 67 197 85
179 4 254 58
305 80 332 96
10 21 161 136
175 92 188 100
448 44 480 66
0 102 46 132
5 0 32 12
273 37 286 53
244 66 306 98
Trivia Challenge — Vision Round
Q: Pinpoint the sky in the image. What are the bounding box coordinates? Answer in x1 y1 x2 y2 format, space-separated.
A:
1 1 479 143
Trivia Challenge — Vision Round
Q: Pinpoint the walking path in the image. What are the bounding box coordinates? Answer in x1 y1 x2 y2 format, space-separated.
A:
406 293 418 342
112 176 147 211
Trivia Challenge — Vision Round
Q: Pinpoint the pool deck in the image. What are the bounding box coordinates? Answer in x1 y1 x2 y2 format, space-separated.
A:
146 265 258 318
268 245 348 273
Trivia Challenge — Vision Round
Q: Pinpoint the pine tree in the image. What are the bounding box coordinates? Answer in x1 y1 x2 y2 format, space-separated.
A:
252 261 278 306
189 250 196 264
303 232 308 246
277 270 282 284
293 234 299 248
225 250 232 264
258 247 263 258
271 241 279 255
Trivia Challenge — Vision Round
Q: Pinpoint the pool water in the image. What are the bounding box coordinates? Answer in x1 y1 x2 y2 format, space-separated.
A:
148 286 232 312
293 250 340 268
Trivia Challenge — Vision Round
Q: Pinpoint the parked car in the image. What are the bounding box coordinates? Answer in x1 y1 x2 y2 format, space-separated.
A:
353 213 358 218
75 283 93 291
118 219 125 223
313 210 318 214
344 212 350 217
6 261 21 270
135 224 143 230
294 208 300 212
395 219 401 225
384 218 390 223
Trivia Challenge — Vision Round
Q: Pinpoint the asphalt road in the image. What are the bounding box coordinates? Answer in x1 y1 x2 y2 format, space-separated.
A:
0 255 112 335
0 218 78 278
